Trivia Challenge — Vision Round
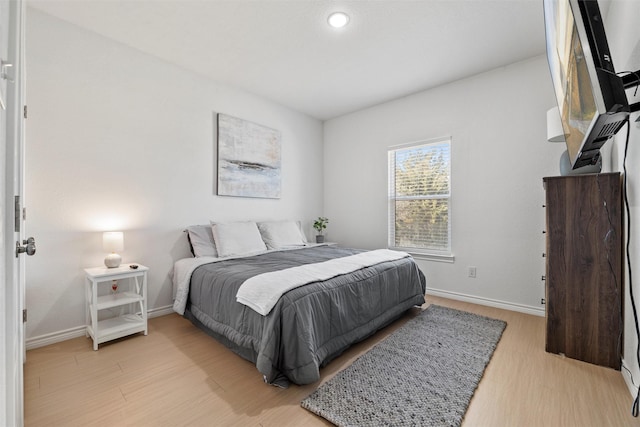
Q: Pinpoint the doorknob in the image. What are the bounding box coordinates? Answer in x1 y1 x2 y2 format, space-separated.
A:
16 237 36 257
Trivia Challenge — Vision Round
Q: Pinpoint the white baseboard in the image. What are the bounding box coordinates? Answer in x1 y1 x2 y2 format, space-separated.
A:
26 305 175 350
426 287 545 317
26 325 87 350
148 305 175 318
26 293 544 350
622 358 640 400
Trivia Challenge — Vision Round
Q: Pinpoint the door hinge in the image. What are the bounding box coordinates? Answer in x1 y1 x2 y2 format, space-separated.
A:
14 195 20 232
23 105 27 119
22 309 27 323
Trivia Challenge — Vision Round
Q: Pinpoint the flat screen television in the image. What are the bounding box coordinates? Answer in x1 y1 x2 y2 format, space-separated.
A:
543 0 629 170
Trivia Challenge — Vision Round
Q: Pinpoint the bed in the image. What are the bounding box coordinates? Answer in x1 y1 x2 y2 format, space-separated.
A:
172 221 426 386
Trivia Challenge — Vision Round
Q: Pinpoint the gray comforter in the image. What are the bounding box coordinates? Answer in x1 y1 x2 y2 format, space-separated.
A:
185 245 426 386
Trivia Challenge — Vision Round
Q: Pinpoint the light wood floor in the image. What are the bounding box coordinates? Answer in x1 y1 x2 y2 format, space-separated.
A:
24 296 640 426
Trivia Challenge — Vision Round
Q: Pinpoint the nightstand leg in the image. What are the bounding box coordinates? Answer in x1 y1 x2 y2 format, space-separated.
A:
91 278 98 351
142 273 148 335
85 277 90 338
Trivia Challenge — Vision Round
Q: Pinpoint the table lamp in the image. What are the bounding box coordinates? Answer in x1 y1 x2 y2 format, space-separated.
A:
103 231 124 268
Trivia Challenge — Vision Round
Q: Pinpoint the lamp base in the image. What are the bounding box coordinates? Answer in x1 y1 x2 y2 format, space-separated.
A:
104 253 122 268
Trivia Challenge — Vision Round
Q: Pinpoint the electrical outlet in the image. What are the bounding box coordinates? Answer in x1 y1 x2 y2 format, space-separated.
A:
468 266 477 278
541 298 546 305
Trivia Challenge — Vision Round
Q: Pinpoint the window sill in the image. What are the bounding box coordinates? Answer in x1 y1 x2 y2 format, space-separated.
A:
389 248 455 263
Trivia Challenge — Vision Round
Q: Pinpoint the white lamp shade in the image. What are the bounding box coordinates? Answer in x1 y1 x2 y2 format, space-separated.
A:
547 106 568 142
103 231 124 253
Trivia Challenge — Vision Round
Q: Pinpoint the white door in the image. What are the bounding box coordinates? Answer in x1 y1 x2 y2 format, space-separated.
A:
1 0 27 425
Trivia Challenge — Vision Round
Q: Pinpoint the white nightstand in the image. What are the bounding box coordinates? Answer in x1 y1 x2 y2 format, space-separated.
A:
84 263 148 350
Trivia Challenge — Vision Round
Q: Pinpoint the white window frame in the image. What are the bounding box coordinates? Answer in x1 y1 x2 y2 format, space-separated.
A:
388 136 454 262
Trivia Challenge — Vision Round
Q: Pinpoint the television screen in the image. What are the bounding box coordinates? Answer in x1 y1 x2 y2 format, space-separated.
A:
543 0 629 170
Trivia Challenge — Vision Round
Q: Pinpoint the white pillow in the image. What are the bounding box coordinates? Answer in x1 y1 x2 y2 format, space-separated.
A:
257 220 307 249
185 225 218 257
211 221 267 257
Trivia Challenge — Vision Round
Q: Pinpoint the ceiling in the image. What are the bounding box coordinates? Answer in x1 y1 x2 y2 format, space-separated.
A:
27 0 547 121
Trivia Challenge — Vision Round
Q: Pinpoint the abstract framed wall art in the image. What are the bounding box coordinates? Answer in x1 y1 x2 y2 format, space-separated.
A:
216 113 282 199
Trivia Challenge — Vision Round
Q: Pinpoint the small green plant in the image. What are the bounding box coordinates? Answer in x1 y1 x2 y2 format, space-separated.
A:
313 217 329 235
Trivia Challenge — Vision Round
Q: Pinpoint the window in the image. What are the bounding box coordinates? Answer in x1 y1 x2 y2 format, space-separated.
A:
388 137 452 259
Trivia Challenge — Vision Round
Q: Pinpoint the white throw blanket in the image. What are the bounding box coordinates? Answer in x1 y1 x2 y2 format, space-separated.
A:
236 249 410 316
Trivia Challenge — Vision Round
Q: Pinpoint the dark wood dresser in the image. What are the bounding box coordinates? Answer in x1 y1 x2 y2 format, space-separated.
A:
543 172 623 370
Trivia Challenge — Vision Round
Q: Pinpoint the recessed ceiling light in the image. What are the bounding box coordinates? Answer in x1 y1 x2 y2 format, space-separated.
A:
328 12 350 29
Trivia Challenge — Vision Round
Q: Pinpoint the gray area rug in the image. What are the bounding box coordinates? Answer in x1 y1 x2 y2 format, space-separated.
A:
301 305 506 426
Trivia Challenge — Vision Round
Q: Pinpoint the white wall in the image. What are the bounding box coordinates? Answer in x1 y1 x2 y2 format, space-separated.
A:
24 9 324 340
606 0 640 400
324 56 565 313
